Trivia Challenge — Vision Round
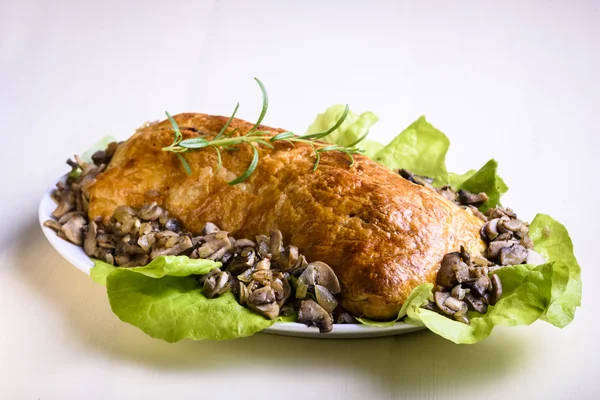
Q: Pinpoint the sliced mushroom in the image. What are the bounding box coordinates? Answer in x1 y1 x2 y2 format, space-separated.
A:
202 222 220 235
482 218 500 241
251 269 273 285
197 232 230 259
438 186 458 202
314 284 338 313
297 299 333 333
437 252 468 288
234 238 256 248
203 270 231 298
150 236 193 259
255 259 271 271
273 278 291 306
279 245 299 271
137 202 163 221
164 218 182 232
248 285 276 305
255 235 270 257
445 296 468 317
464 293 488 313
227 247 257 275
60 214 87 245
269 230 284 264
298 261 341 294
247 302 280 320
137 234 156 252
336 312 357 324
470 275 491 297
451 284 467 300
486 240 514 260
43 220 62 232
434 292 455 316
458 189 489 206
52 189 75 218
499 243 528 265
489 274 502 306
472 254 491 267
84 221 98 256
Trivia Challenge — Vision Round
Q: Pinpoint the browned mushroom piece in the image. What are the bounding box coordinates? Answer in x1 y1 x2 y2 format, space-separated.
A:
499 243 528 265
234 238 256 248
438 186 458 202
451 284 467 300
197 232 230 259
271 277 291 306
336 312 358 324
227 247 257 275
202 270 231 298
464 293 488 313
482 218 500 241
137 202 163 221
247 302 280 320
434 292 455 316
469 275 491 297
255 258 271 271
255 235 270 257
458 189 489 206
269 230 285 264
297 261 341 295
437 252 469 288
43 220 62 232
488 274 503 306
84 220 98 256
248 285 276 305
52 189 75 218
150 236 193 259
202 222 220 235
60 214 87 245
164 218 182 232
314 284 338 313
297 299 333 333
486 240 513 260
279 245 299 271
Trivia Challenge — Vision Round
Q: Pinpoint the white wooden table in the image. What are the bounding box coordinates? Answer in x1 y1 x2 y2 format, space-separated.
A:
1 1 598 399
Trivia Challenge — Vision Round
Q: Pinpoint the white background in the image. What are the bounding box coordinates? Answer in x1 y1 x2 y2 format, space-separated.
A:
1 1 598 399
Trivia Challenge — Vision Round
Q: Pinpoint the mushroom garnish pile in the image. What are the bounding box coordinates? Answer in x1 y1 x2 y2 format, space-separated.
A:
398 169 547 325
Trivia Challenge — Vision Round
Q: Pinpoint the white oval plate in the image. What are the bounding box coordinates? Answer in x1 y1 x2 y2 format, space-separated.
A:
39 175 425 339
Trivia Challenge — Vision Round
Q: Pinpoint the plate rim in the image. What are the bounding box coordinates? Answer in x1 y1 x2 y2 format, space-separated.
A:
39 174 425 338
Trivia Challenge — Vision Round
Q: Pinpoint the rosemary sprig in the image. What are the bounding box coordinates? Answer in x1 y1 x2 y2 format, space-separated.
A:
162 78 366 185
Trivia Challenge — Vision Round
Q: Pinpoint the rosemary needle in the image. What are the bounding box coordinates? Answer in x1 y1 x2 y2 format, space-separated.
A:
163 78 366 184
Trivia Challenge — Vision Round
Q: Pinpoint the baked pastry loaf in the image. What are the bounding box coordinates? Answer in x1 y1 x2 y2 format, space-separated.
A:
88 113 485 320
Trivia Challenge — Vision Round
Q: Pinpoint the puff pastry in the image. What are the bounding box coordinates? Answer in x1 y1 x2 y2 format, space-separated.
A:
88 113 485 320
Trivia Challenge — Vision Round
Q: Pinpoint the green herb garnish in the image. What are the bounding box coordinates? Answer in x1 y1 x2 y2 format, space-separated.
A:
162 78 365 185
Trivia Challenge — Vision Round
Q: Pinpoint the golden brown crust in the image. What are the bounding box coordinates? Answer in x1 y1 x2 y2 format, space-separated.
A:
88 113 485 320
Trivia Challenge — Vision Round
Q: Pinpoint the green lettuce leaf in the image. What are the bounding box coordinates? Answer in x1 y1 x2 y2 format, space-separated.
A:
373 116 450 186
400 214 580 344
529 215 582 327
454 159 508 210
305 104 380 151
448 170 476 189
92 257 275 342
90 260 117 286
361 139 385 159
